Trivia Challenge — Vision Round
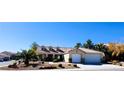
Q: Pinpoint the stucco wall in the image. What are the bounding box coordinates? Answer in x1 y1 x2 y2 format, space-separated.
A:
64 49 85 63
69 49 85 57
64 54 70 62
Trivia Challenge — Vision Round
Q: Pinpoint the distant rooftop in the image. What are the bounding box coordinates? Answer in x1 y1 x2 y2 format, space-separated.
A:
0 51 15 58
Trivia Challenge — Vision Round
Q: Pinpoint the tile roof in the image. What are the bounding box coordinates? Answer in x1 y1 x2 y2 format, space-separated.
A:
1 51 15 56
37 46 66 54
79 48 104 54
37 46 104 55
0 53 10 58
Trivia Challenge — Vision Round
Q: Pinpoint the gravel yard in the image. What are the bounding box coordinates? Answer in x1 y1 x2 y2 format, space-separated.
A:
0 61 79 70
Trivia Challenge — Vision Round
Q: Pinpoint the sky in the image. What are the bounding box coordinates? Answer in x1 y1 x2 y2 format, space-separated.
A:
0 22 124 52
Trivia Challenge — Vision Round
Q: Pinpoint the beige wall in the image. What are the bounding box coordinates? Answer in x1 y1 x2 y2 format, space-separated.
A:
64 49 85 63
69 49 85 58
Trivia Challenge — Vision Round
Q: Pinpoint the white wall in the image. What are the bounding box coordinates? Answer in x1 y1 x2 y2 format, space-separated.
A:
64 54 69 62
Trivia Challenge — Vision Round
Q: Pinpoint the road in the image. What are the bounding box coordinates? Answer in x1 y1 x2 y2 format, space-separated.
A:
0 60 15 67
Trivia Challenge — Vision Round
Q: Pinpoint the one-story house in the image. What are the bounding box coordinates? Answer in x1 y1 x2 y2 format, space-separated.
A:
1 51 16 60
37 46 105 64
0 51 15 62
64 48 105 64
0 53 10 62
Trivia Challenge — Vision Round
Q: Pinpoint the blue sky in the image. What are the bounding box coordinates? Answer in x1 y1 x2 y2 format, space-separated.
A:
0 22 124 52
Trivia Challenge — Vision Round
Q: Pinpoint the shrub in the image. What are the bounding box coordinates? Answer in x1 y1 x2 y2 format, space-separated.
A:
18 61 21 64
39 66 57 69
32 64 38 68
8 65 11 68
42 61 45 64
73 64 79 68
61 66 65 68
8 63 18 68
58 64 65 68
58 64 63 67
68 64 72 66
120 63 123 66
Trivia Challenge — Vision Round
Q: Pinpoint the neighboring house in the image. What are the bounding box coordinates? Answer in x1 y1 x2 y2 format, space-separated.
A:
0 51 15 62
0 56 4 62
0 53 10 62
36 46 65 61
1 51 15 56
37 46 105 64
1 51 16 59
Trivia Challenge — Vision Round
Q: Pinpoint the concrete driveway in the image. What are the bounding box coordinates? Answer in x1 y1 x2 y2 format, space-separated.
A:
70 64 124 71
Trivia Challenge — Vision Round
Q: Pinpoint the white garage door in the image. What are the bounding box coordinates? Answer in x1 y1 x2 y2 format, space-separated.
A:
72 54 81 63
84 54 101 64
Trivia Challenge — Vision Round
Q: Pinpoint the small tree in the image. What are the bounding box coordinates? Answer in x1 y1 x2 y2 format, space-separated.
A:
20 49 38 66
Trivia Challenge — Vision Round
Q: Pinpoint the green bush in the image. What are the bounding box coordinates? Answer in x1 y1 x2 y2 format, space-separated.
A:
58 64 64 68
32 64 38 68
8 63 18 68
73 64 79 68
39 66 57 69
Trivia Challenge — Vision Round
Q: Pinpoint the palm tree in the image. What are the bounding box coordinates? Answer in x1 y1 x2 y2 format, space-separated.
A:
74 43 82 49
94 43 107 53
82 39 94 49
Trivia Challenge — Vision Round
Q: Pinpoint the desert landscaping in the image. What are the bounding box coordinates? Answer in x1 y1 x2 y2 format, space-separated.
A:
0 61 79 70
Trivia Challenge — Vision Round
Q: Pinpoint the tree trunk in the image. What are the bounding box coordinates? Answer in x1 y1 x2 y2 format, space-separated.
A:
25 58 29 66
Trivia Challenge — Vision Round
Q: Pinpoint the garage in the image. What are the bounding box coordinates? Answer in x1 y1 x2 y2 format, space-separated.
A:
84 54 101 64
64 48 104 64
72 54 81 63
